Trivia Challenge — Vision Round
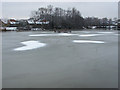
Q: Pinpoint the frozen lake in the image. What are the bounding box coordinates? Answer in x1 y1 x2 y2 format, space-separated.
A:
2 29 118 88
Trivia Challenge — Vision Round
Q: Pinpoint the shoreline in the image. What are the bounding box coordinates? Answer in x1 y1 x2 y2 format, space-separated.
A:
0 28 119 32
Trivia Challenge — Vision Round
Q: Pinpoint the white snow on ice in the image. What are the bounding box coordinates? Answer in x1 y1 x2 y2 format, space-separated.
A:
73 40 105 44
14 41 46 51
29 33 78 37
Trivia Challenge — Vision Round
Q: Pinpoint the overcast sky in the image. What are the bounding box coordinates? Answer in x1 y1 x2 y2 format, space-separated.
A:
1 2 118 19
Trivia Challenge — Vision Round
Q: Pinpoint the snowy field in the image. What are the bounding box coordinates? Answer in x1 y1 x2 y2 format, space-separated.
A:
2 29 118 88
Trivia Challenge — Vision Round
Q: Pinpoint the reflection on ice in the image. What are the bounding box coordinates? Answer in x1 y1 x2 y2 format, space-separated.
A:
14 41 46 51
97 32 114 34
73 40 105 44
81 31 90 33
29 33 78 37
114 34 119 36
79 34 103 37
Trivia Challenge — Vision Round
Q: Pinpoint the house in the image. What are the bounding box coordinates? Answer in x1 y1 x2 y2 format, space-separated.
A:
0 19 18 31
8 19 19 25
0 18 50 31
27 19 49 30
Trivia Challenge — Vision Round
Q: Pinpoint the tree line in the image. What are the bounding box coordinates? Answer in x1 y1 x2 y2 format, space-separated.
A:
30 5 84 29
30 5 117 30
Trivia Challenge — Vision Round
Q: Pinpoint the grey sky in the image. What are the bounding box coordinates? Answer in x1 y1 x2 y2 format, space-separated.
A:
1 2 118 19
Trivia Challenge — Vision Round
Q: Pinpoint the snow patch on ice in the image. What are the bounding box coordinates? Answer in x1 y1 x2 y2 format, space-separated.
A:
29 33 78 37
79 34 103 37
14 41 46 51
73 40 105 44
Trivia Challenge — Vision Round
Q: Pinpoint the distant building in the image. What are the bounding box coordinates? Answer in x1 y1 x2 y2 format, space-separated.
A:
0 19 19 31
27 19 49 30
8 19 19 25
